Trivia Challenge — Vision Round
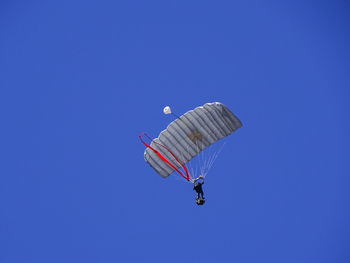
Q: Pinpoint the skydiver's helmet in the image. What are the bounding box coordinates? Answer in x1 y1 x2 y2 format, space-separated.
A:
196 197 205 205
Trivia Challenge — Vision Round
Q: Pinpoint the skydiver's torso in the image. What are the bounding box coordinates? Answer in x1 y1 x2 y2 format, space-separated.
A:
193 182 203 193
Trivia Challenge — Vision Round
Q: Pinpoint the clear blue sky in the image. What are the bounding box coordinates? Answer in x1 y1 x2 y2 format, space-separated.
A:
1 1 349 262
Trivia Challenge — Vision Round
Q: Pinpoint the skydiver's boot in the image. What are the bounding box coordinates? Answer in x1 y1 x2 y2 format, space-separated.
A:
196 197 205 205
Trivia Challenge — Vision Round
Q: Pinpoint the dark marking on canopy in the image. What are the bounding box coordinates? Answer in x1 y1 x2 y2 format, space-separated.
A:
188 130 203 144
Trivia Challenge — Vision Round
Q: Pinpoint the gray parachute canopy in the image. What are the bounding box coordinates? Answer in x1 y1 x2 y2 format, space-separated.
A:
143 102 242 178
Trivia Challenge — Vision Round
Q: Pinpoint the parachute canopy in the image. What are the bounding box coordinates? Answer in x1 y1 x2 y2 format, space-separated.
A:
142 102 242 179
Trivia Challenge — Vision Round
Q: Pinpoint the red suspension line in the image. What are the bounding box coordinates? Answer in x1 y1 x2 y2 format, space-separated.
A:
139 133 190 181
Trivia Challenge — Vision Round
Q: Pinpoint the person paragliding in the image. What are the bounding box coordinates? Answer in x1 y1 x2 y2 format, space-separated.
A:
139 102 242 206
192 176 205 205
